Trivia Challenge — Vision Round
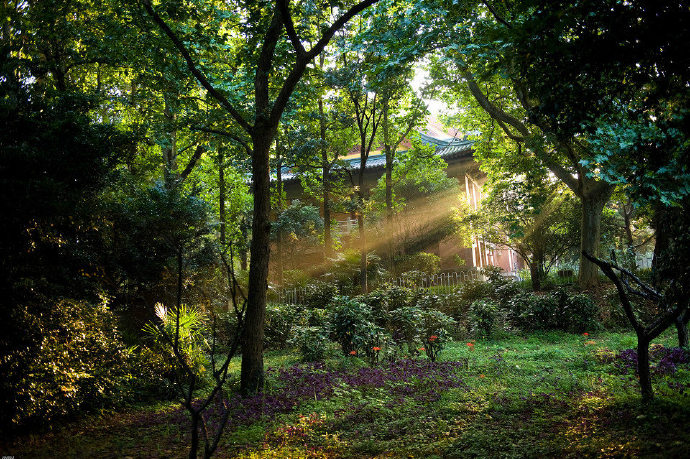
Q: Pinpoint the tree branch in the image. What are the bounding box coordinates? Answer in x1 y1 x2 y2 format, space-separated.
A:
270 0 380 125
583 251 642 333
461 69 529 137
483 1 512 28
276 0 306 57
255 12 284 122
179 145 204 181
141 0 252 133
192 126 252 156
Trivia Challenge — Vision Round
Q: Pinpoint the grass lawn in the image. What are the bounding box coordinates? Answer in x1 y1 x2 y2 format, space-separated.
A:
5 330 690 458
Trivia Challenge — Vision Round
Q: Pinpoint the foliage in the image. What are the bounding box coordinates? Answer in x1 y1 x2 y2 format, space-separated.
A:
272 200 323 255
327 296 388 358
468 299 499 338
417 309 456 362
392 252 441 277
1 299 134 431
143 303 210 380
389 306 424 350
13 331 690 457
100 181 218 316
302 281 338 310
505 289 601 333
290 327 331 363
264 303 298 350
321 249 387 295
553 289 601 334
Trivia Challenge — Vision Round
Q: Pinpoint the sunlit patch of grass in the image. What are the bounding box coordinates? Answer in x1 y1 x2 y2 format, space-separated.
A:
9 330 690 458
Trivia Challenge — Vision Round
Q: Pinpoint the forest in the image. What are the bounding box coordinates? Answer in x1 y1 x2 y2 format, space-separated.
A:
2 0 690 457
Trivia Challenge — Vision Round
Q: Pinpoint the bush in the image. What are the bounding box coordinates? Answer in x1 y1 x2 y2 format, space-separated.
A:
393 252 441 277
505 288 602 332
418 309 456 362
264 303 298 350
382 286 414 311
327 296 377 355
507 292 559 330
143 303 209 379
469 299 499 338
358 290 390 329
2 299 135 430
303 281 338 309
559 291 601 333
414 291 445 312
290 326 330 362
389 306 424 349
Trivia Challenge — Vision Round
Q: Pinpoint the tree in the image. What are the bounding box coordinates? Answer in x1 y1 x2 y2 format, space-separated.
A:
428 31 616 288
327 45 384 293
465 171 580 291
140 0 380 395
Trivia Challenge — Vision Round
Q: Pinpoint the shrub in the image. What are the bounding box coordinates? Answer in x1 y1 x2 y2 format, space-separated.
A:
290 326 330 362
2 299 134 430
358 290 390 329
264 303 298 350
414 291 445 311
327 296 377 356
389 306 424 349
507 292 559 330
393 252 441 277
382 285 414 311
505 288 602 332
560 292 601 333
143 303 209 378
469 299 499 338
456 279 495 318
303 281 338 309
418 309 456 362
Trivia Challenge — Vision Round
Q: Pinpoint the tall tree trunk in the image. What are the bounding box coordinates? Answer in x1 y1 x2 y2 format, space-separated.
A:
319 97 332 259
358 166 367 293
241 128 274 396
163 95 178 188
383 98 394 270
218 148 226 248
529 251 545 292
579 186 611 288
276 146 284 285
652 204 688 346
637 337 653 401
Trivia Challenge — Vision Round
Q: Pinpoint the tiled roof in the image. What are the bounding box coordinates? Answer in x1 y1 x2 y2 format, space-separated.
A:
278 129 475 182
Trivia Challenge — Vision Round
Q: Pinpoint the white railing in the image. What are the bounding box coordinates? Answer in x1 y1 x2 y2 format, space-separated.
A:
275 270 496 305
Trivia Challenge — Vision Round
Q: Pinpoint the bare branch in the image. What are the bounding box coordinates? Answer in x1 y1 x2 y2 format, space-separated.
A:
583 251 642 333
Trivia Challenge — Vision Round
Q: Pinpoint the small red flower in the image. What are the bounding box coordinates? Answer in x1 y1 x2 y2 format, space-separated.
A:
583 332 589 336
372 346 381 352
429 335 438 342
419 347 426 351
466 342 475 350
349 350 357 355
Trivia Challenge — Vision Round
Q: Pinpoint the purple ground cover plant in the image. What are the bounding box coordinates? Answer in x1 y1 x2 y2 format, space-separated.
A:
615 347 690 376
162 359 468 441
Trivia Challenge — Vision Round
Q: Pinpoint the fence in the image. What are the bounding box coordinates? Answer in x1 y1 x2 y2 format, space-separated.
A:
275 270 493 305
392 270 483 293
